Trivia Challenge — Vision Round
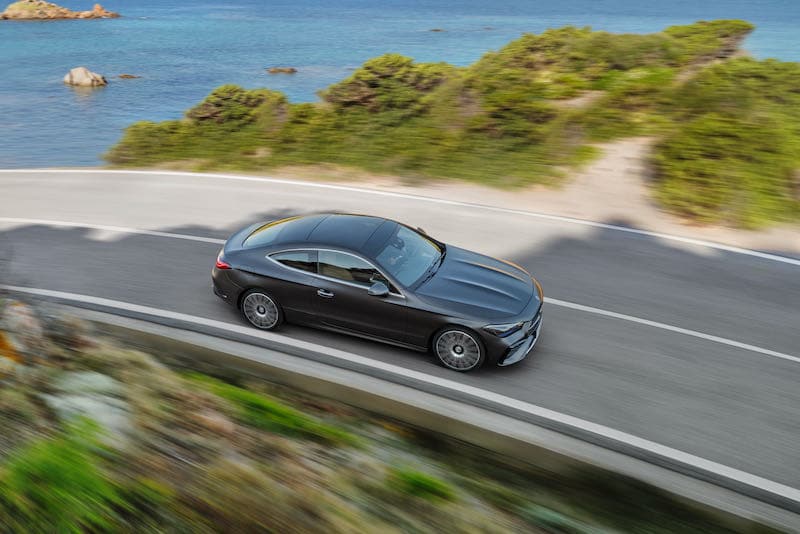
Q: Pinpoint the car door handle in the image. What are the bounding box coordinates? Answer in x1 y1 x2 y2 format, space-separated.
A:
317 289 334 298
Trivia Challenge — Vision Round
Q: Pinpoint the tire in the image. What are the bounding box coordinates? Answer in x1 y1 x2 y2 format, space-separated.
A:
433 327 485 372
240 289 283 330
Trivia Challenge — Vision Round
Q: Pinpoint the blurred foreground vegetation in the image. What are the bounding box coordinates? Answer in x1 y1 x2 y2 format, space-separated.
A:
0 299 784 532
107 20 800 228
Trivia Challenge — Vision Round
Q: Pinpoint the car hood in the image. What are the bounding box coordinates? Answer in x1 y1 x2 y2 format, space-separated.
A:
416 246 535 319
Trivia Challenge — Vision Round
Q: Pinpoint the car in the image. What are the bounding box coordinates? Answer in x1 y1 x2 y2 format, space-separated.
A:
212 213 543 371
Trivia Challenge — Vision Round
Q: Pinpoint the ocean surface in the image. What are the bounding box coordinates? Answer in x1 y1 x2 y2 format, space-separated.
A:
2 0 800 168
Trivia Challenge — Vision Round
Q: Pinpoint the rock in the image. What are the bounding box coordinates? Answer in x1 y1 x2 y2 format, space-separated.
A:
53 370 123 397
0 0 119 20
42 393 132 444
0 300 45 362
0 352 20 381
428 28 445 32
40 308 93 351
118 73 140 79
43 370 132 445
63 66 107 87
267 67 297 74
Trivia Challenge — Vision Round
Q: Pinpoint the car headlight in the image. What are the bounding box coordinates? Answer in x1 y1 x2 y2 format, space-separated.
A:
483 322 524 337
533 277 543 300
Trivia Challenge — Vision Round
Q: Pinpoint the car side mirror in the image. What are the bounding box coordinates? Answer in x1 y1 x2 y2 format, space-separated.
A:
368 281 390 297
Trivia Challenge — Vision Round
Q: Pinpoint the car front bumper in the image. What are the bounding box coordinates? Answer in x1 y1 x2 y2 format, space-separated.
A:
497 309 543 367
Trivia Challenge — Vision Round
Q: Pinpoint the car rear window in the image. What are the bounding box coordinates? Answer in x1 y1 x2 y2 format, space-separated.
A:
270 250 316 273
243 215 328 248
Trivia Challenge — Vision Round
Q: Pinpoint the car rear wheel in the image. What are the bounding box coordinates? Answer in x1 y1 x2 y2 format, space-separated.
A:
433 328 485 371
241 289 283 330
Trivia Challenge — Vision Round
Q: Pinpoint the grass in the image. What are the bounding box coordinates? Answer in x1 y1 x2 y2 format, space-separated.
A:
386 467 456 502
185 372 361 447
0 419 123 533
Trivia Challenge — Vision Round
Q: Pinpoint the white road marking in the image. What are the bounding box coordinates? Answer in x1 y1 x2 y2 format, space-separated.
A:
2 168 798 267
2 216 796 364
1 284 799 506
0 217 225 245
546 298 800 365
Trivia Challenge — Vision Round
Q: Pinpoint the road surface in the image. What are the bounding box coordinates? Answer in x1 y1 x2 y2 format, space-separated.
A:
1 169 798 492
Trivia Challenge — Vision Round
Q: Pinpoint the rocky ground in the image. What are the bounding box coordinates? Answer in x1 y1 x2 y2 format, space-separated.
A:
0 298 782 532
0 0 118 20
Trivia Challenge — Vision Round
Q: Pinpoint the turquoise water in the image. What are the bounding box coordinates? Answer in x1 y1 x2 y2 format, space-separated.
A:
2 0 799 168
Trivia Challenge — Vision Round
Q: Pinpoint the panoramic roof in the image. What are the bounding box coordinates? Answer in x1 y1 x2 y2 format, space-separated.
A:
244 213 396 251
308 214 391 250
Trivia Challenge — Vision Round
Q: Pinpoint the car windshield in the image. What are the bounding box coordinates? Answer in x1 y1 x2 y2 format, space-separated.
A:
375 225 442 287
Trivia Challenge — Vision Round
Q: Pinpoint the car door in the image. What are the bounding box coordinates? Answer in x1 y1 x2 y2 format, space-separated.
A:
311 250 407 342
257 249 320 323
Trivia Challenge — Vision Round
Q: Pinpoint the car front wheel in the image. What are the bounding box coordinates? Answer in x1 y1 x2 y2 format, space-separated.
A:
240 289 283 330
433 327 485 372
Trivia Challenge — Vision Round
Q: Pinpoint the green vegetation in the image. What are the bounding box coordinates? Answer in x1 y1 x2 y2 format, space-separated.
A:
186 372 361 446
653 58 800 227
107 20 800 227
386 467 456 502
0 420 122 533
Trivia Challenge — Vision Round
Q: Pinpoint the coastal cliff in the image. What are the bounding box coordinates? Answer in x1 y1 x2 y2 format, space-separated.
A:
0 0 118 20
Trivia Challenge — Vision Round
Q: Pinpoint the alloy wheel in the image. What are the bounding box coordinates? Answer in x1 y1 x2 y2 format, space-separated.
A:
242 292 279 329
435 329 482 371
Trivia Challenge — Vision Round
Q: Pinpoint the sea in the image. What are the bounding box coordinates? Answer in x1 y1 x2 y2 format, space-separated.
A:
2 0 799 168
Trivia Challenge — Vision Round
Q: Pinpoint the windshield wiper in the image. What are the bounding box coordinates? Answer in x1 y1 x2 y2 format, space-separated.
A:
419 249 446 285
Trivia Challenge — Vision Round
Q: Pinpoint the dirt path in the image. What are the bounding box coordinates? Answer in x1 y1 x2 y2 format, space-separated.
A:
274 137 799 256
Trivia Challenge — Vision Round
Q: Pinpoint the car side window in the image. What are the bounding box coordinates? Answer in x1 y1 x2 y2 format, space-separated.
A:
318 250 393 289
270 250 316 273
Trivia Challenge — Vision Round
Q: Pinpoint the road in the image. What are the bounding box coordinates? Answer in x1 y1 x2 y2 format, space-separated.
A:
1 169 799 491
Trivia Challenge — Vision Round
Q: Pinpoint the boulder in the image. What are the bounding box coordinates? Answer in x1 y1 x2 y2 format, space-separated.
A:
43 393 132 444
0 300 45 362
267 67 297 74
118 73 141 79
43 371 132 446
0 0 119 20
53 370 123 397
63 66 107 87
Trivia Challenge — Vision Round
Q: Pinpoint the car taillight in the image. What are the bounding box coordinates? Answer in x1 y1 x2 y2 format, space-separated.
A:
216 251 231 270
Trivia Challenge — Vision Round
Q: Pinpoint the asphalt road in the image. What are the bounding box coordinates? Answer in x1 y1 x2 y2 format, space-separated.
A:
1 170 799 490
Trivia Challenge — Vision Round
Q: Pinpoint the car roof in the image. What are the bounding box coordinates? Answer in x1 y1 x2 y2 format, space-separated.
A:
245 213 398 254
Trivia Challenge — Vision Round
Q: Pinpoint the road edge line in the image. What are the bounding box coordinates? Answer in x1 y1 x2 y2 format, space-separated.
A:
1 168 798 266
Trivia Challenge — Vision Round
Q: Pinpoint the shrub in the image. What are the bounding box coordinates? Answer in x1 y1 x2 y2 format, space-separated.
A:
653 58 800 227
186 84 287 125
321 54 456 114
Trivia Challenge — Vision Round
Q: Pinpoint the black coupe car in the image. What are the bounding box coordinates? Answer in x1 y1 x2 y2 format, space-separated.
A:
212 213 543 371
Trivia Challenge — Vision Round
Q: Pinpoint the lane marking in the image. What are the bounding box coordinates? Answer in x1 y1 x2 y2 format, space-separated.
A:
0 217 225 245
546 298 800 365
2 284 799 506
2 217 796 364
2 168 798 267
